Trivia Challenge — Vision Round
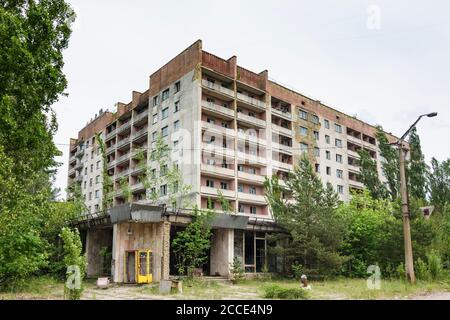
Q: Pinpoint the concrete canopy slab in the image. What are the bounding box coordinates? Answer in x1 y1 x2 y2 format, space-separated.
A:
109 203 165 224
210 214 249 230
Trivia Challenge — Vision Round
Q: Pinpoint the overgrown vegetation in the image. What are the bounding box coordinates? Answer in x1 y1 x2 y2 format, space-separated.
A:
96 133 114 212
263 284 309 300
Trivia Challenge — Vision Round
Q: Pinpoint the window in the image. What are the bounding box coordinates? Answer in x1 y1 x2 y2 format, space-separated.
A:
174 101 180 113
89 178 93 187
152 131 157 141
206 159 215 165
326 150 331 160
173 140 179 150
173 120 180 132
337 169 343 178
95 175 100 184
238 203 245 213
207 200 215 210
249 167 256 174
91 150 94 159
84 181 87 189
89 192 92 200
335 123 342 133
152 114 158 124
299 109 308 120
161 126 169 137
335 139 342 148
314 147 320 157
300 143 308 153
238 165 244 172
160 184 167 196
90 164 93 173
325 135 330 144
326 167 331 175
299 126 308 136
95 204 99 212
161 107 169 119
207 117 215 124
313 131 319 140
206 179 214 188
96 161 101 169
160 165 168 177
336 154 343 163
220 182 228 190
95 190 100 199
250 206 257 214
311 115 319 124
162 89 169 101
337 185 344 194
84 167 87 175
324 119 330 129
175 81 181 93
315 163 320 173
238 184 244 192
152 96 159 106
151 169 156 178
249 186 257 195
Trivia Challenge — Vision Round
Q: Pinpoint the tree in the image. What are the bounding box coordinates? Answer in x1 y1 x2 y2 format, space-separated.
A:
264 155 347 276
171 207 214 275
428 158 450 214
376 126 400 200
96 133 113 212
60 227 86 300
357 149 389 199
407 127 428 200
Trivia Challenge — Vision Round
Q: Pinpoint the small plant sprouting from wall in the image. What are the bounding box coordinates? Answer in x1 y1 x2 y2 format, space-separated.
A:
119 176 132 203
96 133 113 213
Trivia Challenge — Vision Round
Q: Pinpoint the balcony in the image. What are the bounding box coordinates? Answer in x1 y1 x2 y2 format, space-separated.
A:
202 101 235 119
237 131 267 147
237 192 266 204
116 137 131 149
131 164 146 176
106 144 116 155
272 160 293 172
202 79 235 97
202 143 235 158
105 129 116 141
236 112 266 128
201 164 235 178
69 155 77 165
75 148 84 158
74 160 83 171
272 142 293 155
68 168 76 177
116 153 130 166
271 108 292 120
236 93 266 110
131 182 145 192
117 121 131 134
347 134 362 146
237 152 267 167
237 171 266 185
107 160 116 169
132 127 148 141
200 186 235 198
133 111 148 125
75 175 83 183
202 121 235 137
116 169 130 179
271 124 292 136
347 149 360 159
349 179 364 189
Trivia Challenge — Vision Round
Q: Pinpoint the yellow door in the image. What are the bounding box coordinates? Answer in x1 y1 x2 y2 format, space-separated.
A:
136 250 153 283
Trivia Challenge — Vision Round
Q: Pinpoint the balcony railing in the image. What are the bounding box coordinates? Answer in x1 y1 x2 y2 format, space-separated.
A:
201 164 235 177
131 182 145 191
237 152 267 166
271 123 292 136
202 79 235 97
116 153 130 165
200 186 235 198
132 127 148 140
236 93 266 109
271 108 292 120
75 148 84 158
116 169 130 179
133 111 148 124
202 143 235 158
237 171 266 184
237 131 267 146
202 121 235 137
237 192 266 204
105 129 116 141
116 137 131 149
68 168 76 177
236 113 266 128
75 175 83 183
107 160 116 169
271 142 293 154
272 160 293 171
117 121 131 134
202 100 235 118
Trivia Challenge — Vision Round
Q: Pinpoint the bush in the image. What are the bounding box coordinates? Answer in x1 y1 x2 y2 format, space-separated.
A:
290 263 303 279
396 263 406 280
415 258 430 281
426 251 444 280
229 258 245 284
263 284 309 300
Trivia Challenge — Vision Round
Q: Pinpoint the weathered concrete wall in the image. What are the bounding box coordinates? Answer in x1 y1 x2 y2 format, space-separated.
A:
86 228 113 278
112 222 168 283
210 228 234 277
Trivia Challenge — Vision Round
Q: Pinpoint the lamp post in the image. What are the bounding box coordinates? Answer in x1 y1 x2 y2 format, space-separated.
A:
396 112 437 284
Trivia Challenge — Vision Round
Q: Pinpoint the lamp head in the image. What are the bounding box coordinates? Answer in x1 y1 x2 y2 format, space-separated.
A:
426 112 438 118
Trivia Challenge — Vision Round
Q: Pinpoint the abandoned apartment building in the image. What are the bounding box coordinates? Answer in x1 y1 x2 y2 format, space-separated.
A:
67 40 398 283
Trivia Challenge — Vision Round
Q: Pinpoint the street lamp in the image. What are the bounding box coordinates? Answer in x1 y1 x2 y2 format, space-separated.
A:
396 112 437 284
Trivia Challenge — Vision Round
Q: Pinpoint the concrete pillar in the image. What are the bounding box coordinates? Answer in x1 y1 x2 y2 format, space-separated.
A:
161 221 171 280
210 229 234 277
85 228 113 278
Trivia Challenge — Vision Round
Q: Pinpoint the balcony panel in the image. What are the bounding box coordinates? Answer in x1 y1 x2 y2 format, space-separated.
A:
237 192 266 204
271 108 292 120
200 186 235 198
237 113 266 128
202 101 235 119
272 160 293 172
237 171 266 185
201 164 235 178
201 79 235 98
236 93 266 110
202 121 235 137
271 124 292 136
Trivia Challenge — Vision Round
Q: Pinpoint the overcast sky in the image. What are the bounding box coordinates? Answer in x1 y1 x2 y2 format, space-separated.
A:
53 0 450 199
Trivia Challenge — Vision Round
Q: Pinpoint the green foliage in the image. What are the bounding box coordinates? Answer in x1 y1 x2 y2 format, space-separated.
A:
96 134 113 212
60 227 86 300
415 258 430 281
229 257 245 283
264 155 347 276
172 207 214 275
357 149 389 199
375 126 400 200
428 158 450 214
262 284 309 300
99 246 112 276
396 263 405 280
290 263 303 279
426 251 445 280
218 190 232 213
119 176 132 203
407 127 428 200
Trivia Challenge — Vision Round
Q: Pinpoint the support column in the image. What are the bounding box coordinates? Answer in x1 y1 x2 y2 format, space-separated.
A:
161 221 171 280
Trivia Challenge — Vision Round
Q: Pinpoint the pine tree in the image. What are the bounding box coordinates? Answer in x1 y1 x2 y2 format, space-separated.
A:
375 126 400 200
408 127 427 200
357 149 389 199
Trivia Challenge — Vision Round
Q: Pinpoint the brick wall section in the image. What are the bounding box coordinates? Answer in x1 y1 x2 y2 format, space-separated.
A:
237 66 267 91
149 40 202 96
78 111 115 141
202 51 236 78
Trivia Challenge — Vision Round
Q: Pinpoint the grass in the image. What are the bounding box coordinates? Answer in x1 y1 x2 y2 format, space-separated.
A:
1 276 449 300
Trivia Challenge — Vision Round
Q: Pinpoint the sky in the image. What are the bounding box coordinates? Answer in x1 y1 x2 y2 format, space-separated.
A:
53 0 450 199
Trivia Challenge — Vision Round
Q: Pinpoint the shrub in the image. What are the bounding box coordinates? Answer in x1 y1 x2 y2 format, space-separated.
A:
426 251 444 280
415 258 430 281
263 284 309 300
396 263 406 280
290 263 303 279
229 258 245 284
